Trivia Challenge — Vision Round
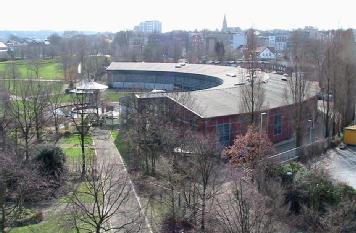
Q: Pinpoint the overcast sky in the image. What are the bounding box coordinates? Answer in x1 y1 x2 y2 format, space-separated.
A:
0 0 355 32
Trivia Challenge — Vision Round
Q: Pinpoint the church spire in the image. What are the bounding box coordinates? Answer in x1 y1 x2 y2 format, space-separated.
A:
222 14 227 32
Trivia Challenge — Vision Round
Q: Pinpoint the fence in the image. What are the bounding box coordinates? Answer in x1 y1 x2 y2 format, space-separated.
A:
268 138 328 164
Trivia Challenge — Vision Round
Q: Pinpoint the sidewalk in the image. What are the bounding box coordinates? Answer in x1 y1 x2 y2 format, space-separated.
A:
92 128 152 233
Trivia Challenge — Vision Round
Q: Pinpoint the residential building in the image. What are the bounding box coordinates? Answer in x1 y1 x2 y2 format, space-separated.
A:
268 34 288 51
0 42 8 59
134 20 162 33
256 46 276 60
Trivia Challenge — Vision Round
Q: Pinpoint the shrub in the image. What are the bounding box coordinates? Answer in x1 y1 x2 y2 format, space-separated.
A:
63 130 71 137
10 208 43 227
35 145 65 181
271 162 304 186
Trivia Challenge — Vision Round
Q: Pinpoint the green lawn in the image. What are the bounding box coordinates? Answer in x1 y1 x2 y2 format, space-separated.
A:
0 59 63 80
112 130 128 157
111 130 128 154
103 90 130 102
11 215 76 233
62 147 94 160
59 182 102 204
60 93 73 104
61 134 93 146
12 183 95 233
60 134 94 165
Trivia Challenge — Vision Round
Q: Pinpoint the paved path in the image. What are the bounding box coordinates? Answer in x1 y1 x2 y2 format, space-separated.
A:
92 128 152 233
320 147 356 189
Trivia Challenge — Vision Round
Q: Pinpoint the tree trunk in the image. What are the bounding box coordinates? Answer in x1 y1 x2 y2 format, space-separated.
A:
25 135 30 161
201 187 206 232
0 183 6 233
81 132 86 178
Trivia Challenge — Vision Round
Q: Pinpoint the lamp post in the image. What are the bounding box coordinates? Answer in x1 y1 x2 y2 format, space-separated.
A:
260 112 267 133
308 119 312 143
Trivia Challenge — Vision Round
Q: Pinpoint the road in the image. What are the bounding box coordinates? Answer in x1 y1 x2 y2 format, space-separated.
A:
320 146 356 189
92 128 152 233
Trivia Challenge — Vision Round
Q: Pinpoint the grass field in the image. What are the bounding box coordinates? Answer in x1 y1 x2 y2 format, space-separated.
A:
62 134 93 146
103 89 130 102
0 59 63 80
12 183 95 233
112 130 127 153
11 215 76 233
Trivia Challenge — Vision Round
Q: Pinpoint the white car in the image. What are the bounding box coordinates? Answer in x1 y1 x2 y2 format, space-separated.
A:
226 73 236 77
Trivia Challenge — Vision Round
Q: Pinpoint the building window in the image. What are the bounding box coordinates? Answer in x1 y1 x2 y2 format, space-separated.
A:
273 114 282 136
217 123 230 146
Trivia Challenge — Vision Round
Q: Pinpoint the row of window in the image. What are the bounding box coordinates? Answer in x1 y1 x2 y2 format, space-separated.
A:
216 114 282 145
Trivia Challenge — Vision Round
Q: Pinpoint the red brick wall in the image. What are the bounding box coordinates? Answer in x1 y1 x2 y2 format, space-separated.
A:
138 95 317 145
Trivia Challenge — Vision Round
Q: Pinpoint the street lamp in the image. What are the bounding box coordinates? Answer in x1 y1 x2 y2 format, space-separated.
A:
308 119 313 143
260 112 267 133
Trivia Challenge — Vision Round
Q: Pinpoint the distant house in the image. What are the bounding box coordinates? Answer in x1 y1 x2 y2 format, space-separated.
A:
256 46 276 60
0 42 8 59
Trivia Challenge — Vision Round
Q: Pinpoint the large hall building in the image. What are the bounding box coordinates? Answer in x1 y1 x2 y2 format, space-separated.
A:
106 62 319 145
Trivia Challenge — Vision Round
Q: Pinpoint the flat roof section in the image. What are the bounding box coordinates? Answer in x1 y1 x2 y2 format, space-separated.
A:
109 62 319 119
107 62 263 89
137 75 319 119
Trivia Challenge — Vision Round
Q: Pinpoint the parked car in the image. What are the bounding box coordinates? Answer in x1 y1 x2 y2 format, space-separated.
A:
316 92 334 101
339 143 347 150
226 72 236 77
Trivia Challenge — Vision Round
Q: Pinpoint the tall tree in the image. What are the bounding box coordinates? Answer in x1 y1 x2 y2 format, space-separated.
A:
215 182 275 233
5 80 43 160
68 162 143 233
286 31 312 147
242 28 265 125
214 41 225 61
48 83 64 139
185 133 221 232
70 92 95 177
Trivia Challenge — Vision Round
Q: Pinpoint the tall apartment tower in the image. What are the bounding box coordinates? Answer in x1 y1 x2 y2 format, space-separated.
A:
134 20 162 33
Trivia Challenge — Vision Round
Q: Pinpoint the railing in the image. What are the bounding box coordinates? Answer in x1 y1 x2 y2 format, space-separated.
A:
268 138 328 164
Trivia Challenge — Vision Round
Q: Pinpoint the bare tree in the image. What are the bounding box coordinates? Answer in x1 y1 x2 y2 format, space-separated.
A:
214 41 225 61
32 83 50 142
285 31 312 147
184 132 221 232
215 181 275 233
242 29 265 124
68 161 142 233
48 83 65 139
329 30 356 134
0 147 46 233
5 80 38 160
70 92 95 177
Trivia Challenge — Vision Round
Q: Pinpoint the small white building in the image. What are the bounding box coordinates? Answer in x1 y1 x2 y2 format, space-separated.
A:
256 47 276 60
